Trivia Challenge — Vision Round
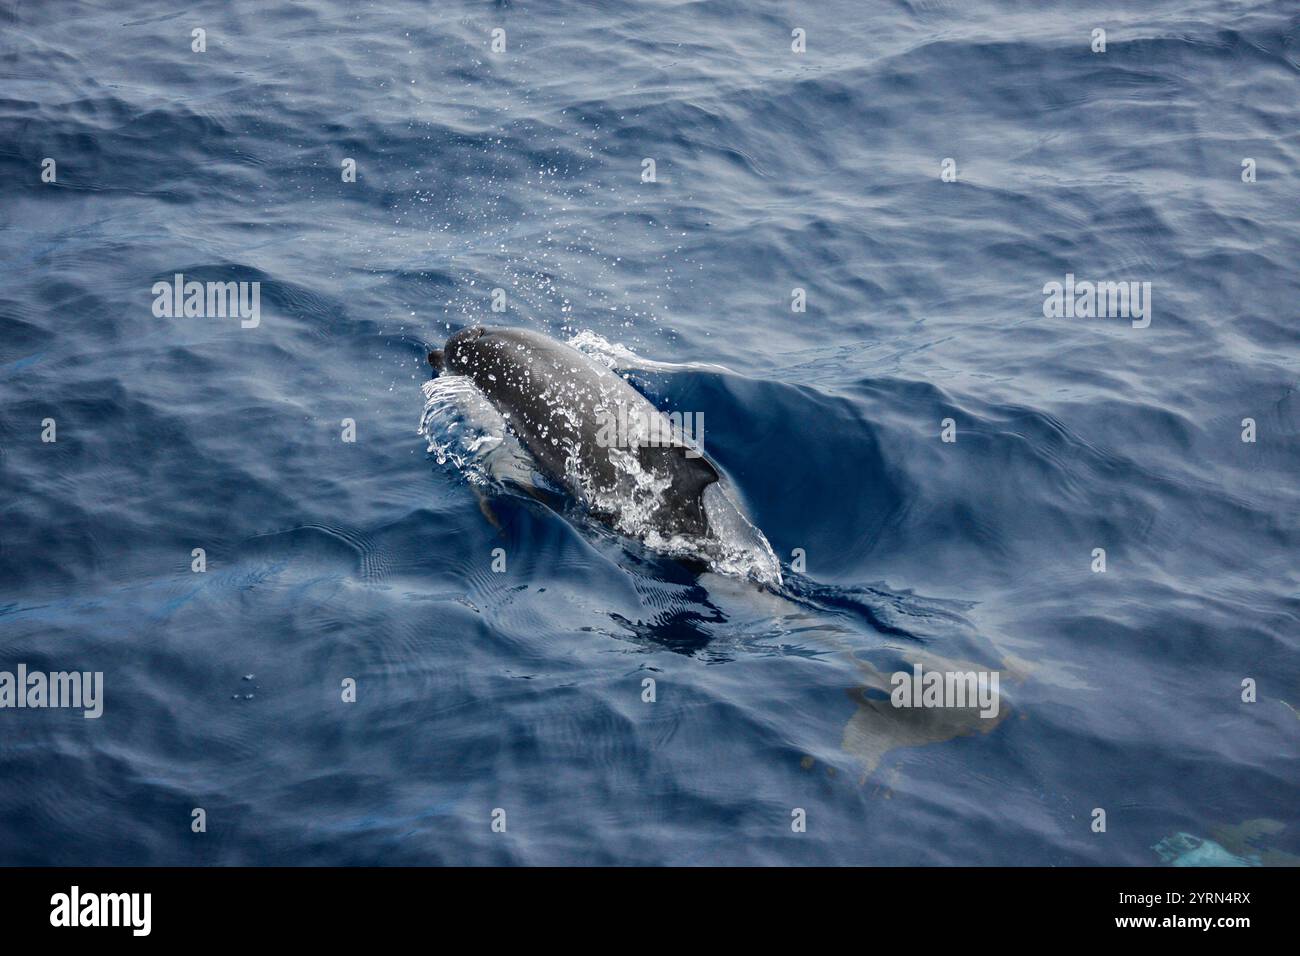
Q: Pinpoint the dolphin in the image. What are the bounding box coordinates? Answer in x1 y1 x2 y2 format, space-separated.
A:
429 326 722 539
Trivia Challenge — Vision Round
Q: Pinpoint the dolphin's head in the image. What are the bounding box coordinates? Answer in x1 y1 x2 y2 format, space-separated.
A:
442 326 489 375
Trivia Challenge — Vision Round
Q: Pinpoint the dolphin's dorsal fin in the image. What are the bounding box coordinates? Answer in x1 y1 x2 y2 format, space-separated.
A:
634 443 718 536
637 442 719 498
672 447 719 501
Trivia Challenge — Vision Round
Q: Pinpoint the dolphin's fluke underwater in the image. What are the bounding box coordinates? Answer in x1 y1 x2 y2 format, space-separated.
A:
424 326 782 585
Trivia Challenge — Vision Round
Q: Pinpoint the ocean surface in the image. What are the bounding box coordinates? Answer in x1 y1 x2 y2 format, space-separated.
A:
1 0 1297 866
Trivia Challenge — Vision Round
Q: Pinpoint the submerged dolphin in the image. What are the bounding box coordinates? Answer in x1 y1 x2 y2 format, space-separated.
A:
429 327 721 538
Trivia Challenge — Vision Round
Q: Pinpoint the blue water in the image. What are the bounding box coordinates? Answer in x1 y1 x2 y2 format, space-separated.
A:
2 0 1297 866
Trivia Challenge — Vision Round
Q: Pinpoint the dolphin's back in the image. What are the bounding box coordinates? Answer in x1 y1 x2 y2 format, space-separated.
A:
445 327 719 536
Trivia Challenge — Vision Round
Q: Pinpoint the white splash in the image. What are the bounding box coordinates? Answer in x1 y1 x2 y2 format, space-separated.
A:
418 375 535 490
568 330 736 375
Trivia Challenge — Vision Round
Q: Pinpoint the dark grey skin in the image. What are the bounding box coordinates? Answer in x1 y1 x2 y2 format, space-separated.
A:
429 327 719 537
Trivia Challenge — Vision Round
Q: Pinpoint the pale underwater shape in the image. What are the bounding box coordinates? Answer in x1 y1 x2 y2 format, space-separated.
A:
1152 833 1259 867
